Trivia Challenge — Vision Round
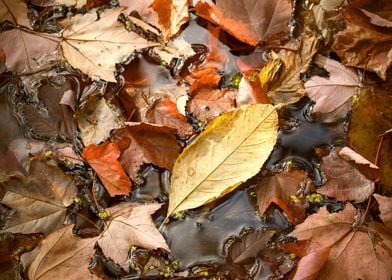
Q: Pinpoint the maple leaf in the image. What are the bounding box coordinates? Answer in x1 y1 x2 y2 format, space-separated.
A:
22 224 98 280
0 29 60 73
119 0 158 27
150 0 189 42
374 194 392 231
1 159 77 235
97 202 169 271
0 0 30 27
256 168 310 225
332 1 392 80
167 104 278 216
112 123 180 180
60 7 158 82
289 204 392 280
317 148 375 203
82 141 131 197
305 55 359 118
146 99 194 137
77 94 124 146
194 0 292 46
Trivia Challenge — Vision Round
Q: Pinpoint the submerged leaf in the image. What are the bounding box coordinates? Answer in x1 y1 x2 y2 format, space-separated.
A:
167 104 278 216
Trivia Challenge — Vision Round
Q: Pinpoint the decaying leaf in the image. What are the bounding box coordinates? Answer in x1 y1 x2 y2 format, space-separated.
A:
194 0 292 46
0 29 60 73
317 148 375 203
1 160 77 235
256 168 310 224
150 0 189 42
112 123 180 180
289 204 392 280
82 141 131 197
98 202 169 270
60 7 158 82
77 95 124 146
263 35 321 105
374 194 392 231
0 0 30 27
332 1 392 80
24 225 98 280
119 0 158 27
146 99 194 137
305 55 359 118
167 104 278 216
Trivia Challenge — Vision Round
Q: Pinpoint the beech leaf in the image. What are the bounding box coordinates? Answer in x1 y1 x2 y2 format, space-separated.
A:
97 202 169 270
150 0 189 42
167 104 278 216
24 225 98 280
1 160 77 235
82 141 131 197
305 55 359 115
60 7 158 82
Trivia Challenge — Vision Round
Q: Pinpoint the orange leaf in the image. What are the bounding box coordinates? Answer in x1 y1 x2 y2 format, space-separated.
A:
189 73 221 94
82 141 131 197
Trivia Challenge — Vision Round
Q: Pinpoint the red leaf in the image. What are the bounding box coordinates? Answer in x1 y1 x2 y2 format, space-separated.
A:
82 141 131 197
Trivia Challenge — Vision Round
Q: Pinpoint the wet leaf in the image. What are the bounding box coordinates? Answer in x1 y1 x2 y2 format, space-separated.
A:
256 168 309 224
1 160 77 235
0 0 30 27
82 141 131 197
332 1 392 80
60 7 158 82
0 29 60 73
112 123 180 180
97 202 169 270
146 99 194 137
305 55 359 118
77 95 124 146
167 104 278 216
23 225 98 280
374 194 392 231
236 69 270 106
0 48 5 74
150 0 189 42
119 0 158 27
317 148 375 203
289 204 392 280
194 0 292 46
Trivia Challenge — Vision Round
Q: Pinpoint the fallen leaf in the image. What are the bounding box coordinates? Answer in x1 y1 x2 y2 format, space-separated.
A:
0 48 5 73
290 246 330 280
150 0 189 42
82 141 131 197
194 0 292 46
332 2 392 80
187 86 235 122
167 104 278 216
228 228 276 264
264 35 321 105
98 202 169 270
256 168 310 225
289 204 392 280
1 159 77 235
305 55 359 117
0 0 30 27
189 73 221 94
60 7 158 82
119 0 158 27
146 99 194 137
77 95 124 146
348 83 392 190
112 123 180 180
0 151 25 182
24 224 98 280
0 29 60 73
317 148 375 203
374 194 392 231
236 69 270 106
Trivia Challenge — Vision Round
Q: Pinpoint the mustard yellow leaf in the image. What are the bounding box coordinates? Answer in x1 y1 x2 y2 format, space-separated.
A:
60 7 158 82
167 104 278 216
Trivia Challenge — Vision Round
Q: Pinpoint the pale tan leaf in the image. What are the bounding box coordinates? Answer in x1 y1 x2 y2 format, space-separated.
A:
168 104 278 216
25 225 98 280
77 95 124 146
119 0 158 27
150 0 189 42
0 0 30 27
98 202 169 270
1 160 77 235
60 7 158 82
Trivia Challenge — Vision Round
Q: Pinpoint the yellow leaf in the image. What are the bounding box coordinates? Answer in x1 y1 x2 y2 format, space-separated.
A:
167 104 278 216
